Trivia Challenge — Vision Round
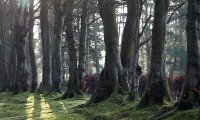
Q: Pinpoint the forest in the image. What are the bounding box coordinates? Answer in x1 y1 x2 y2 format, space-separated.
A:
0 0 199 119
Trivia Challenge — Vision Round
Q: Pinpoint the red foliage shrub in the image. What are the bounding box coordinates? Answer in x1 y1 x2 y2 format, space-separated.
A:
81 73 99 94
138 74 147 97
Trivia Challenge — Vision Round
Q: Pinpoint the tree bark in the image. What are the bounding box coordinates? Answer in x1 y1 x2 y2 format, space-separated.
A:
11 1 29 93
88 0 124 104
0 0 8 91
120 0 140 98
38 0 52 93
78 0 88 81
138 0 170 107
29 0 38 92
178 0 200 109
93 14 100 74
61 0 82 99
51 0 63 93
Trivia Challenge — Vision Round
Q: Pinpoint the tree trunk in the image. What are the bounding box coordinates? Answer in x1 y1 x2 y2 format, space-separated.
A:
93 15 100 74
9 1 17 92
12 1 29 93
130 16 140 99
85 35 90 74
51 0 63 93
29 0 38 92
78 0 88 82
120 0 140 98
178 0 200 109
0 0 8 91
38 0 52 93
61 0 82 99
88 0 124 104
138 0 170 107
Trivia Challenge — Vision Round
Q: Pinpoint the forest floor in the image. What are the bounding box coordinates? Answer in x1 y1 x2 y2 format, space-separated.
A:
0 92 199 120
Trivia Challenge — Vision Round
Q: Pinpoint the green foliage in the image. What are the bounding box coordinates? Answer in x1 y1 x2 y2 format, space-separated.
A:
166 47 186 73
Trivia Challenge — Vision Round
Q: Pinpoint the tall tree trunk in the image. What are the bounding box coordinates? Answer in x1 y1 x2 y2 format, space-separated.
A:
51 0 63 93
145 2 152 73
138 0 170 107
85 36 90 74
130 14 141 99
93 15 100 74
78 0 88 82
12 1 29 93
38 0 52 93
8 2 17 91
29 0 38 92
0 0 7 91
178 0 200 109
61 0 82 99
9 27 17 91
120 0 140 98
88 0 124 104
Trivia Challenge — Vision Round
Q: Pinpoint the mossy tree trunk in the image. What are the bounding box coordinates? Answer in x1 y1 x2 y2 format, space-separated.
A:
138 0 170 107
179 0 200 108
120 0 140 99
29 0 38 92
78 0 88 83
88 0 125 104
51 0 63 93
61 0 82 99
38 0 52 93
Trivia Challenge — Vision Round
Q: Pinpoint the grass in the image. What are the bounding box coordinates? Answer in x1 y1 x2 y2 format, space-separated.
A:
0 92 87 120
0 92 199 120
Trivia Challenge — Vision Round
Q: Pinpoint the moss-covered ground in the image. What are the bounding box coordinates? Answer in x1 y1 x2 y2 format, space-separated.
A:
0 92 199 120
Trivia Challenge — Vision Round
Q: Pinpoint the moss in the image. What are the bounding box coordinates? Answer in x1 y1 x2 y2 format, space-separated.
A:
0 92 199 120
0 92 87 120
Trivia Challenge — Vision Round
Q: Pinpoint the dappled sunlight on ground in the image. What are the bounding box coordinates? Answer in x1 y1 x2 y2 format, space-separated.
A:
0 92 88 120
0 103 3 110
59 101 68 113
25 95 35 120
40 95 57 120
0 92 199 120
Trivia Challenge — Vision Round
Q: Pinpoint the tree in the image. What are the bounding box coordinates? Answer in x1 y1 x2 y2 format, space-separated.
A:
51 0 63 93
61 0 82 99
178 0 200 109
93 14 100 74
120 0 140 99
10 0 29 93
0 0 8 91
29 0 38 92
38 0 52 93
138 0 170 107
88 0 125 104
78 0 89 82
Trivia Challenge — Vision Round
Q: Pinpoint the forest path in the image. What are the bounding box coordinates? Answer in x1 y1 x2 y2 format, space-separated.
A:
0 92 88 120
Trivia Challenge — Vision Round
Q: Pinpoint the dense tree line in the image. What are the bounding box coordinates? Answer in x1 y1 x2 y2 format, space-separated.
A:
0 0 199 110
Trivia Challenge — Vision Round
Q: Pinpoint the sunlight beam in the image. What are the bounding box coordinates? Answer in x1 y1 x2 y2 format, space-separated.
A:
40 95 56 120
0 103 4 110
59 101 68 113
25 95 35 120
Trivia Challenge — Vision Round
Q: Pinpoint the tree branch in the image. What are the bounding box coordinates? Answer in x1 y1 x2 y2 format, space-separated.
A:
167 0 187 24
87 17 100 26
139 36 152 48
34 0 40 8
139 15 152 38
